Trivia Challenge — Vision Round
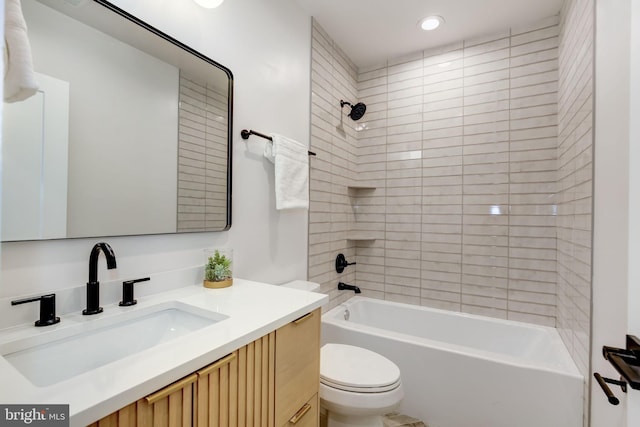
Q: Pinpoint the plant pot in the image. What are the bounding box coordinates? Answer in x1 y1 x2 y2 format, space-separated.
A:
203 278 233 289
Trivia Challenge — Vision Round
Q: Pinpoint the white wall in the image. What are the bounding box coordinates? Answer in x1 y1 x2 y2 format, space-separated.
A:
627 0 640 423
0 0 3 255
592 0 631 426
0 0 311 303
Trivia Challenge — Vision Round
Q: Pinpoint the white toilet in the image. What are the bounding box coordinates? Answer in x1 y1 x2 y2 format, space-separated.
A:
320 343 404 427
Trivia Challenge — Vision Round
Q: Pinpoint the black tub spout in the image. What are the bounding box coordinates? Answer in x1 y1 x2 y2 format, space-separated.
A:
338 282 361 294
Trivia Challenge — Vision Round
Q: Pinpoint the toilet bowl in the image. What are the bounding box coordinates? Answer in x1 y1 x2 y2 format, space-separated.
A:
320 343 404 427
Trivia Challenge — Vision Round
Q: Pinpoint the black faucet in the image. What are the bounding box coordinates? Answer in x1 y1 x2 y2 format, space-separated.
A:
83 242 117 315
338 282 361 294
11 293 60 326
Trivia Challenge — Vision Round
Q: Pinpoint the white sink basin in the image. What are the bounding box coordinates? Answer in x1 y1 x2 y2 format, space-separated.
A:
0 301 228 387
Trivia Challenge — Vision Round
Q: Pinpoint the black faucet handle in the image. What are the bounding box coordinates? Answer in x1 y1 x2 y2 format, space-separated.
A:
11 293 60 327
335 253 357 273
119 277 150 306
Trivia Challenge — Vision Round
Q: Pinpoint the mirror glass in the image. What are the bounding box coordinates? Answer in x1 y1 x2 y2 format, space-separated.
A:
2 0 232 241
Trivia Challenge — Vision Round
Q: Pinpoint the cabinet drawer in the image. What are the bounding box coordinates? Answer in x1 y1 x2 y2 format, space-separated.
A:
275 309 320 426
281 394 318 427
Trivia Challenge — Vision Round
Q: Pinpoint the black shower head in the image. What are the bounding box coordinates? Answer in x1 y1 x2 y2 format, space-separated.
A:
340 100 367 121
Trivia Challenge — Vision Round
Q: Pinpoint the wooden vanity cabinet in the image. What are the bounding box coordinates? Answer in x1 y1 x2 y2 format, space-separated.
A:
88 309 320 427
274 310 320 427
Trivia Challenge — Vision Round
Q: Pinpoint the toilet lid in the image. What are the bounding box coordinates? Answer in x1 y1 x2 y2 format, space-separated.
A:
320 343 401 393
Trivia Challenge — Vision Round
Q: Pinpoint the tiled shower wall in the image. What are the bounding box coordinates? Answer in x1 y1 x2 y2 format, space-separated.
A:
352 19 560 326
556 0 594 381
177 75 229 231
310 18 563 324
310 10 593 365
308 20 359 308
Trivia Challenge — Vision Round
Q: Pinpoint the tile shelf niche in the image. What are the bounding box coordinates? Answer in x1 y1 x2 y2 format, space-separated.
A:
347 183 380 241
347 185 377 190
346 231 382 241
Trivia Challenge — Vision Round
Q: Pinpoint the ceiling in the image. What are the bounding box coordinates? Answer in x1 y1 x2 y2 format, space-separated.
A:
295 0 565 68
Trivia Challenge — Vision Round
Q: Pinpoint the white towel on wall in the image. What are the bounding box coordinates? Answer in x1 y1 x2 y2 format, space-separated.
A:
4 0 39 103
264 134 309 210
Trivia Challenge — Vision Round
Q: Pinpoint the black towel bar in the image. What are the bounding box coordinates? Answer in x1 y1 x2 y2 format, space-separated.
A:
596 335 640 405
594 373 625 405
241 129 316 156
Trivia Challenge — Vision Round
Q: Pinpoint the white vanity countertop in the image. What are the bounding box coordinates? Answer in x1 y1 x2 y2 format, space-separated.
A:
0 279 328 426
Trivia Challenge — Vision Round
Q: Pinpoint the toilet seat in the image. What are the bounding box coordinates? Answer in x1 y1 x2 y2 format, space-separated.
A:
321 377 401 393
320 343 401 393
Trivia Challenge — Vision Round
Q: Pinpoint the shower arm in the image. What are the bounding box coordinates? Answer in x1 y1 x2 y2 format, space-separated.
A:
340 99 366 121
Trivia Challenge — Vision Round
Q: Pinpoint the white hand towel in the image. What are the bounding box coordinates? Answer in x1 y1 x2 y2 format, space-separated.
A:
263 134 309 210
4 0 39 103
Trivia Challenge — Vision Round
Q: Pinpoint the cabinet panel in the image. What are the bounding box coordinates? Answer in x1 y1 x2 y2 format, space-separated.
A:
89 375 196 427
274 309 320 427
196 332 275 427
116 404 136 427
197 352 238 427
237 332 274 427
281 394 318 427
144 373 196 427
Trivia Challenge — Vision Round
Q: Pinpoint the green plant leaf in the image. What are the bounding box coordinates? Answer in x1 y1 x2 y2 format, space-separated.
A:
204 250 232 281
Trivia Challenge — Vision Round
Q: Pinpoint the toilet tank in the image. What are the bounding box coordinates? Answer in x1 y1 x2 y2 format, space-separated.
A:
281 280 320 292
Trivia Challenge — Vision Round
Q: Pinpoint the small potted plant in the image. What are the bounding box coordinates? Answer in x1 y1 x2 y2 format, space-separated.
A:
203 249 233 288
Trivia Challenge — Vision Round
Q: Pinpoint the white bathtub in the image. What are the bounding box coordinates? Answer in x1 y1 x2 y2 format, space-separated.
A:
321 297 583 427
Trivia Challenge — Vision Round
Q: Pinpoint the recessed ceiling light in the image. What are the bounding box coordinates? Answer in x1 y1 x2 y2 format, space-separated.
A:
193 0 224 8
419 16 444 31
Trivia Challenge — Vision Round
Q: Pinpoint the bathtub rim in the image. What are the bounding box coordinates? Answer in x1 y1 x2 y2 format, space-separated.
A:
322 296 583 380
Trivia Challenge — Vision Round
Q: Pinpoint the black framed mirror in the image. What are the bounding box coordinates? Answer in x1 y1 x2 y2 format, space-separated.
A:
2 0 233 241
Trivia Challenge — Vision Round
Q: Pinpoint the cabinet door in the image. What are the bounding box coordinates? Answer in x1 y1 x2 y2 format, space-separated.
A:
141 373 197 427
274 309 320 427
197 352 238 427
88 373 197 427
196 332 275 427
237 332 275 427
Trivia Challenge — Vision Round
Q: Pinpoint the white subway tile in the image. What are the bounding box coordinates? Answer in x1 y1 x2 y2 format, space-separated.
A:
464 58 510 77
308 15 591 343
424 59 464 76
462 295 508 310
511 70 558 89
464 35 510 56
511 24 559 47
511 15 560 36
511 37 559 57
